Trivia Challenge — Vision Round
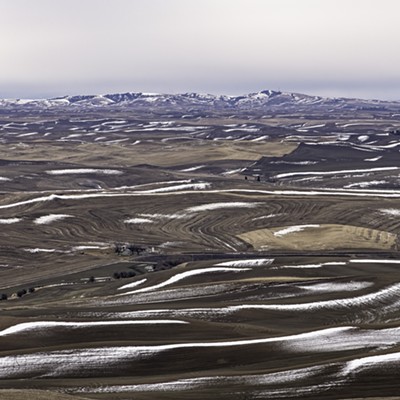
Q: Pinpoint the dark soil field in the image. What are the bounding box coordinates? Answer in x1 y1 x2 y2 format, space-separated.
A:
1 108 400 399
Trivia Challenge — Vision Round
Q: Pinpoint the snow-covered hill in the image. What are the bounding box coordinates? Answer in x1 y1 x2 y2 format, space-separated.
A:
1 90 398 115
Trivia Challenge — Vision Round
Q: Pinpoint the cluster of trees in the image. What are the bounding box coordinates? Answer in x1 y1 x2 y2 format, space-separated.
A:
0 287 35 301
17 287 35 298
112 270 136 279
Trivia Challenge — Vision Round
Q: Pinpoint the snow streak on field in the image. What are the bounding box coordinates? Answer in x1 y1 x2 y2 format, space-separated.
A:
118 267 250 295
34 214 72 224
0 319 188 336
46 168 123 175
274 225 320 237
0 218 21 224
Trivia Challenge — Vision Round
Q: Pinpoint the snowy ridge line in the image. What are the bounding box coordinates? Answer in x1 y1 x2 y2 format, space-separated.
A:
0 327 352 379
350 259 400 264
342 351 400 375
223 282 400 312
185 202 261 213
3 184 400 211
23 248 62 254
34 214 72 225
272 261 347 269
214 258 274 267
282 327 400 353
0 179 193 197
274 225 320 237
112 282 400 316
180 165 205 172
118 267 251 295
139 182 210 193
74 366 322 393
2 325 399 379
0 319 189 337
124 217 153 224
223 188 400 198
0 218 21 224
274 166 399 179
46 168 123 175
118 278 147 291
295 281 373 293
379 208 400 216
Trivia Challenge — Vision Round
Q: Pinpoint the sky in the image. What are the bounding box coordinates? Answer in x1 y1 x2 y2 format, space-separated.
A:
1 0 400 100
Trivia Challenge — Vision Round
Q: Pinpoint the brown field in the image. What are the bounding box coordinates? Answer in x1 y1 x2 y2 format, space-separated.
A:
0 113 400 399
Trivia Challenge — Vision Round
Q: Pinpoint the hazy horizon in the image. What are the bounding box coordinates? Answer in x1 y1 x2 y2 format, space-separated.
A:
1 0 400 101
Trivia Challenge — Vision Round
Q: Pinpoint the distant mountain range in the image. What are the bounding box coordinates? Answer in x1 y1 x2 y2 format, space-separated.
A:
1 90 399 115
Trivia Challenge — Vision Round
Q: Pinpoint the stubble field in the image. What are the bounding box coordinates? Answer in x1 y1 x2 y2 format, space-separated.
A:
0 111 400 399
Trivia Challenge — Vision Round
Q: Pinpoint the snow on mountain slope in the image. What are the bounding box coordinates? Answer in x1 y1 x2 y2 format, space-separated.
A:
1 90 399 115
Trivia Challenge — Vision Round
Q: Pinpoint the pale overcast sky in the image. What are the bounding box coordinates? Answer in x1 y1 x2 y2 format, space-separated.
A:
1 0 399 99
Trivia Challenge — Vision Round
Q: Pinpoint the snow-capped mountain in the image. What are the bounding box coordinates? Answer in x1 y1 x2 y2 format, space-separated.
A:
1 90 399 115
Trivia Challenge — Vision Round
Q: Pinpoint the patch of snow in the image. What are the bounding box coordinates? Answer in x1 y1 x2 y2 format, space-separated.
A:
274 225 320 237
364 156 382 162
119 267 250 295
180 165 205 172
350 259 400 264
378 208 400 217
274 167 399 179
124 218 154 224
34 214 72 225
3 185 400 214
0 218 21 224
0 327 354 379
271 161 318 165
138 212 185 220
0 319 188 337
297 281 373 293
227 283 400 312
76 366 321 393
342 351 400 375
215 259 274 267
18 132 38 137
140 183 210 193
186 202 260 213
284 326 400 354
252 214 282 221
224 128 260 133
118 278 147 291
101 120 127 125
358 135 369 142
47 168 122 175
23 248 60 253
302 124 326 129
222 168 245 176
251 135 268 142
72 245 108 251
273 262 347 269
344 180 387 188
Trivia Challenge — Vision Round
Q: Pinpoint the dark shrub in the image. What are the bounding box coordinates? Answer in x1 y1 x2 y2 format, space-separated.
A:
0 293 7 301
113 272 121 279
17 289 27 298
